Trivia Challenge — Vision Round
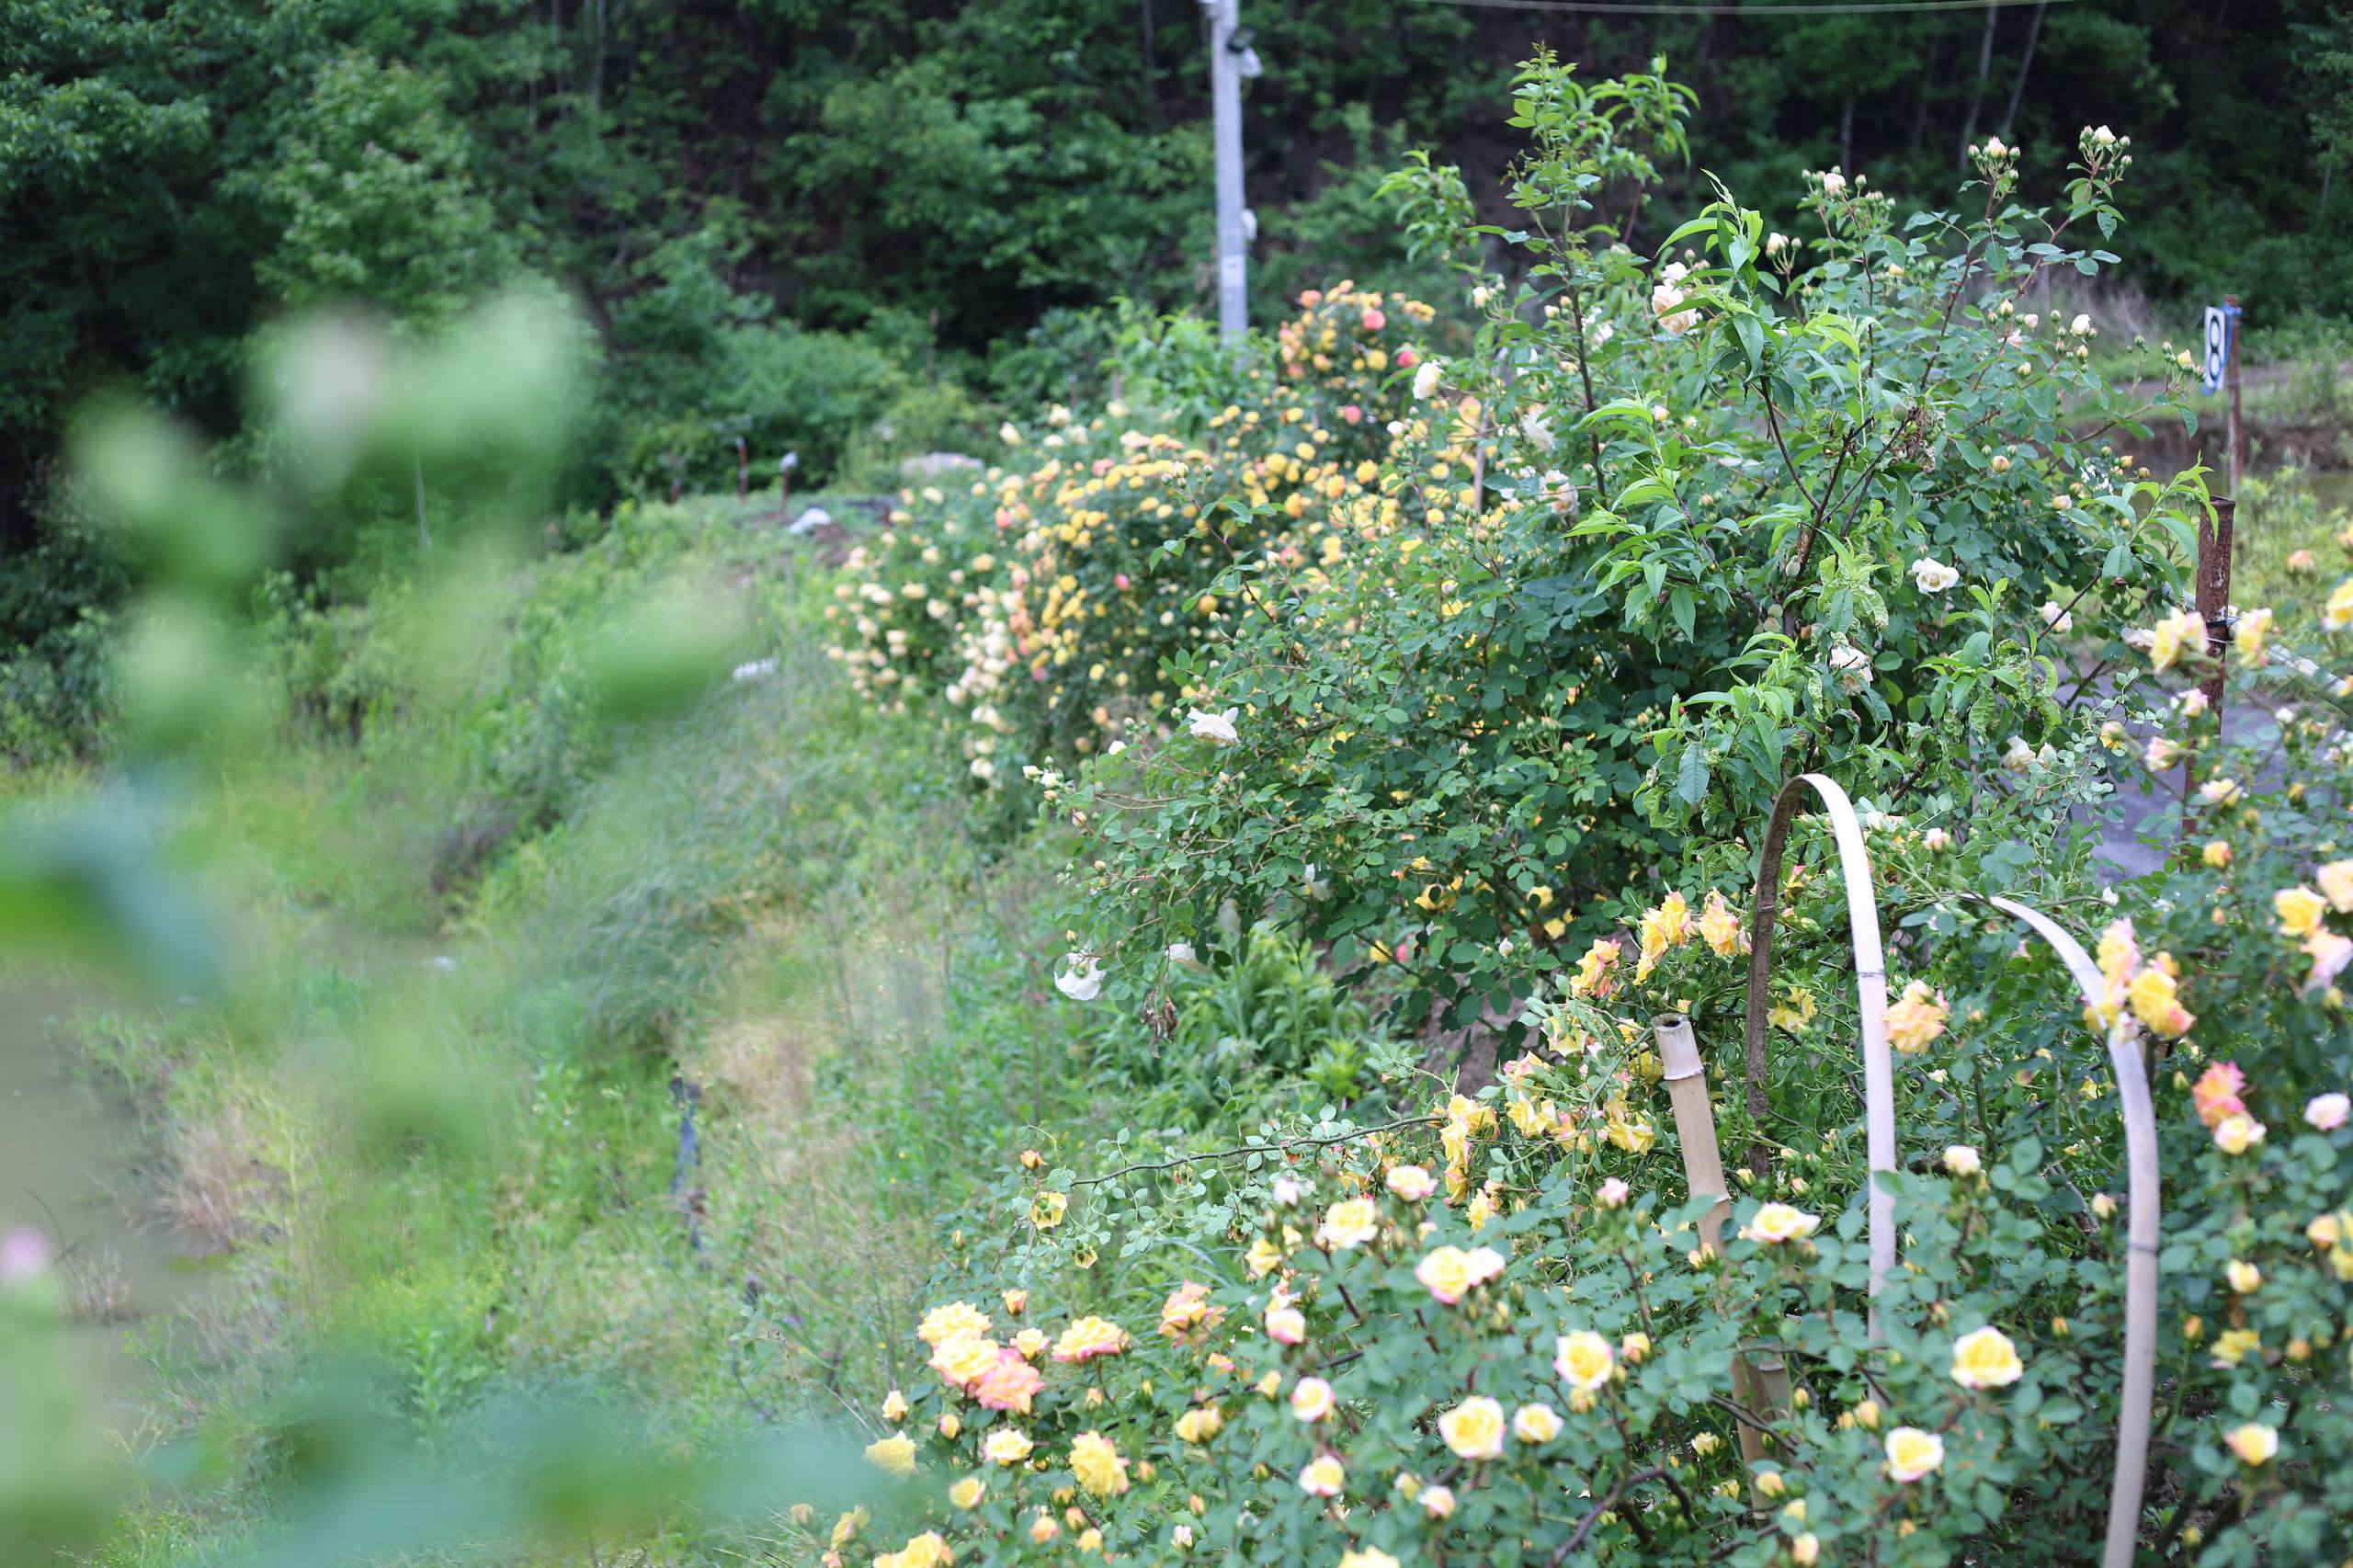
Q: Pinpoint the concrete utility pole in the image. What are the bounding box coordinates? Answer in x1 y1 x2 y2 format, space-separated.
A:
1204 0 1249 340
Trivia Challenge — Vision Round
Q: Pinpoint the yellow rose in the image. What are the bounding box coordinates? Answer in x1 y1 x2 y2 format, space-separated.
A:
2212 1111 2267 1155
2327 578 2353 631
1883 1426 1945 1483
1739 1201 1823 1245
2125 965 2193 1037
1698 888 1745 957
2147 607 2204 671
1297 1453 1346 1496
1554 1329 1616 1391
1030 1191 1069 1230
2320 859 2353 913
1512 1403 1563 1443
2225 1259 2261 1294
2274 885 2328 938
1068 1430 1130 1496
1606 1116 1658 1153
864 1434 917 1476
929 1333 1000 1388
886 1531 952 1568
982 1428 1033 1465
2232 606 2274 665
918 1301 993 1346
1339 1552 1403 1568
2210 1327 2263 1367
949 1476 984 1509
1051 1315 1130 1364
1317 1197 1380 1250
1415 1245 1476 1305
1881 980 1950 1054
2308 1212 2344 1250
1949 1324 2025 1390
1791 1533 1821 1565
2223 1423 2279 1466
1173 1405 1223 1445
2203 840 2233 868
881 1389 910 1422
1437 1395 1507 1460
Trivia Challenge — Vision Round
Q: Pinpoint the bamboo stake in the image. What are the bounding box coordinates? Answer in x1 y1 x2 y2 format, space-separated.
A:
1656 1013 1789 1477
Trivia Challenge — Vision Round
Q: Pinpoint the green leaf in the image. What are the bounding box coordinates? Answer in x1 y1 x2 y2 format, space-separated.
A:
1676 743 1709 805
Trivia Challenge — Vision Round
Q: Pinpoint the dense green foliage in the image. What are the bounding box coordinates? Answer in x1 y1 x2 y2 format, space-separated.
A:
5 0 2346 650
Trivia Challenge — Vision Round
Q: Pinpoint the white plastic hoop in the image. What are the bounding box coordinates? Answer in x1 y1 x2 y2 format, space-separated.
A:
1966 893 2159 1568
1742 773 1900 1328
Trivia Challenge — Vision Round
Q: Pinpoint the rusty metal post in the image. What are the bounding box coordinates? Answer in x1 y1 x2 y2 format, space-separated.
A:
2197 495 2236 717
2224 294 2245 495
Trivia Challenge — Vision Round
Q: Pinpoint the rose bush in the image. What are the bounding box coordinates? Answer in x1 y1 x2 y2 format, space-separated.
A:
825 286 1432 789
804 51 2352 1568
1040 56 2205 1044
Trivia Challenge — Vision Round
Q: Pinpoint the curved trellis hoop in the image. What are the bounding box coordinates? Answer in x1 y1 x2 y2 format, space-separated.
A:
1741 772 1900 1326
1733 774 2156 1568
1963 893 2160 1568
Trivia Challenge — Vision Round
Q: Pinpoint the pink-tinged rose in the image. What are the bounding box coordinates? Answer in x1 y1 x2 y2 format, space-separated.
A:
1300 290 1324 307
2307 1092 2351 1131
973 1348 1045 1413
1266 1304 1306 1345
2302 931 2353 997
1360 308 1386 331
1338 404 1363 425
1396 347 1420 369
1 1228 48 1284
1115 574 1131 590
1597 1178 1630 1209
2191 1062 2246 1130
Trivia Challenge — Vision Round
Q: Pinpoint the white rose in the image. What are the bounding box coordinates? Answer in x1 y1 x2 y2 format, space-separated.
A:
1909 557 1961 594
1188 707 1240 744
1054 956 1104 1001
1412 359 1444 400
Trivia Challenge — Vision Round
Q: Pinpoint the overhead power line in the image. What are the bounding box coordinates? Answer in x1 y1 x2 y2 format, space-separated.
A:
1415 0 2078 17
